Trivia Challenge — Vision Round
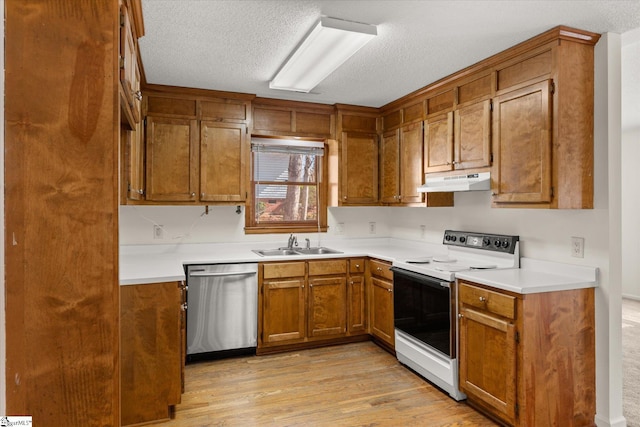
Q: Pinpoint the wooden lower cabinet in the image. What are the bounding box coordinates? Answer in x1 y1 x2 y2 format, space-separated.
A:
368 259 395 349
120 281 185 426
458 280 595 427
258 258 368 353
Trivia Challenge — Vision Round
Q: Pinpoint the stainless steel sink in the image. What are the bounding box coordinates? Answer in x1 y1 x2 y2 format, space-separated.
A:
252 248 301 257
252 247 343 256
294 247 343 255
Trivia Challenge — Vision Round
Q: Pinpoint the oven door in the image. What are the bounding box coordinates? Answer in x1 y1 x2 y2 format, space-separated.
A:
391 267 453 357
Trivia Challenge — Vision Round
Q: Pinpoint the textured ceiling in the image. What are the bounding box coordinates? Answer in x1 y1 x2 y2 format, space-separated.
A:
139 0 640 108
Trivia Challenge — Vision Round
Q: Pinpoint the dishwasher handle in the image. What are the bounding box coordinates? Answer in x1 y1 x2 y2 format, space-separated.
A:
189 270 257 278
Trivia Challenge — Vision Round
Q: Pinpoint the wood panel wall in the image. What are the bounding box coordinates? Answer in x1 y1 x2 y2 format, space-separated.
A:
5 1 120 424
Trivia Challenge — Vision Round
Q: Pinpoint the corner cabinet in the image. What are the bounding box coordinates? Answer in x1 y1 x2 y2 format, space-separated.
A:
458 280 595 426
381 122 424 205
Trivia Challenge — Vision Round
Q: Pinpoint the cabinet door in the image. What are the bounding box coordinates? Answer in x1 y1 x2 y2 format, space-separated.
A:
200 121 247 202
492 80 552 204
119 2 137 112
454 99 491 170
340 132 379 205
348 275 366 334
459 307 517 425
399 122 424 203
262 278 306 344
146 117 198 202
308 276 347 337
121 282 182 426
370 277 394 347
424 112 454 173
125 117 145 200
380 129 400 203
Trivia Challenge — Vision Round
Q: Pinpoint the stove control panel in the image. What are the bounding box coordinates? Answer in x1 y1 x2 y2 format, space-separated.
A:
443 230 519 254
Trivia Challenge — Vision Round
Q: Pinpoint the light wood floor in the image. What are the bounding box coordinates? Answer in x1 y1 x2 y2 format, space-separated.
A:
151 341 497 426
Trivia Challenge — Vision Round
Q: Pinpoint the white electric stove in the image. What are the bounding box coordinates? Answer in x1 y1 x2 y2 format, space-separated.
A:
391 230 520 400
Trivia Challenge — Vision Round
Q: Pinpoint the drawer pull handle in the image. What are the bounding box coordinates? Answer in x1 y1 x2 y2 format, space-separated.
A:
479 296 487 302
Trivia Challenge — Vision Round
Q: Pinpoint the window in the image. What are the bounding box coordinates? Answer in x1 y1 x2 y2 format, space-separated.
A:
245 137 327 234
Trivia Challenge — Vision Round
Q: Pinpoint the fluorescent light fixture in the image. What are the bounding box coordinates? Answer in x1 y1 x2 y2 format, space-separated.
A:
269 16 377 93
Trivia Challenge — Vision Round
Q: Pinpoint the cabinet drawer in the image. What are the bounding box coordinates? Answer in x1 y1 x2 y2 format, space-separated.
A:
263 262 306 279
349 258 366 274
308 259 347 276
369 259 393 281
459 282 516 319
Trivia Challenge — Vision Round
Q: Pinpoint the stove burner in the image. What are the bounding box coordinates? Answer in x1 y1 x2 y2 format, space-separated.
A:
433 256 456 263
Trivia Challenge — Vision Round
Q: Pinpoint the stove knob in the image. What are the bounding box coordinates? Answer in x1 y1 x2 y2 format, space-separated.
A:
460 236 466 243
502 241 510 249
483 238 491 246
493 239 501 248
445 235 451 241
451 236 457 242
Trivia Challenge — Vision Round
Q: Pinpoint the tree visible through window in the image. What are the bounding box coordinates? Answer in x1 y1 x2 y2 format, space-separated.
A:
247 138 326 233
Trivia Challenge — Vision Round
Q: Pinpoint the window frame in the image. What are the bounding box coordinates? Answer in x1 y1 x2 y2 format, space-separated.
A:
244 136 328 234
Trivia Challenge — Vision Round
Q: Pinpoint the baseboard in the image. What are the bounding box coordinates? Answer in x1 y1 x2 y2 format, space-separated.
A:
622 293 640 301
594 413 627 427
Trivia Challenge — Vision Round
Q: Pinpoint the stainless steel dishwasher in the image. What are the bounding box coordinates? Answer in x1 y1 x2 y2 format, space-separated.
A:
186 263 258 361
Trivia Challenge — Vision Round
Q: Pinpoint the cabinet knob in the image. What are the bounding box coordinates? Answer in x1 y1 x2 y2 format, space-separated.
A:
181 302 187 311
350 281 354 285
355 264 360 268
377 267 382 271
309 284 313 288
387 289 392 293
133 90 142 101
458 313 464 318
479 296 487 302
343 196 347 200
191 192 196 197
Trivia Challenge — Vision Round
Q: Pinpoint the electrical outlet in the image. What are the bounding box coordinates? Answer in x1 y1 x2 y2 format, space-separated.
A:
336 222 345 235
369 222 376 234
571 236 584 258
420 225 426 239
153 225 164 240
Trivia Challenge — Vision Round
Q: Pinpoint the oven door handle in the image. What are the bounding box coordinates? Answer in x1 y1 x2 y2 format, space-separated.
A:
390 266 451 290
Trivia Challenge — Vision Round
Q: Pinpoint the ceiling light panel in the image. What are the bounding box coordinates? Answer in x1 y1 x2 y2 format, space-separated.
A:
270 16 377 93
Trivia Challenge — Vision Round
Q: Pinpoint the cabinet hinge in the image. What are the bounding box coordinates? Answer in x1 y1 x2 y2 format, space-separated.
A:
489 100 493 112
490 153 494 163
515 331 520 343
550 81 556 95
551 186 555 198
119 12 125 27
515 403 519 417
119 56 125 69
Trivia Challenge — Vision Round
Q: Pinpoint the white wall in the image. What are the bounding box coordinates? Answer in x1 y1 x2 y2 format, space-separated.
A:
118 32 628 427
621 27 640 301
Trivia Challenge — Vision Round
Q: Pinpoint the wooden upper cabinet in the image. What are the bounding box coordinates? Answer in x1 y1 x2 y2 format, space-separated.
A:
454 99 491 170
146 117 199 202
399 122 424 204
122 117 145 201
119 1 140 126
424 112 454 173
340 132 379 205
492 80 552 204
200 122 247 202
252 101 335 138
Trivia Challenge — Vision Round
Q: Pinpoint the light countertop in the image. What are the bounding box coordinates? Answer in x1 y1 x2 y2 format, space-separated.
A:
120 239 598 294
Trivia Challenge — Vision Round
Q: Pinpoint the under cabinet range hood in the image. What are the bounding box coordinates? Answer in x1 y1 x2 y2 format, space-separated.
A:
417 171 491 193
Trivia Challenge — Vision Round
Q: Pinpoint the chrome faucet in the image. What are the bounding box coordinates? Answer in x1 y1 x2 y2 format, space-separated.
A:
305 238 311 249
287 234 297 249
